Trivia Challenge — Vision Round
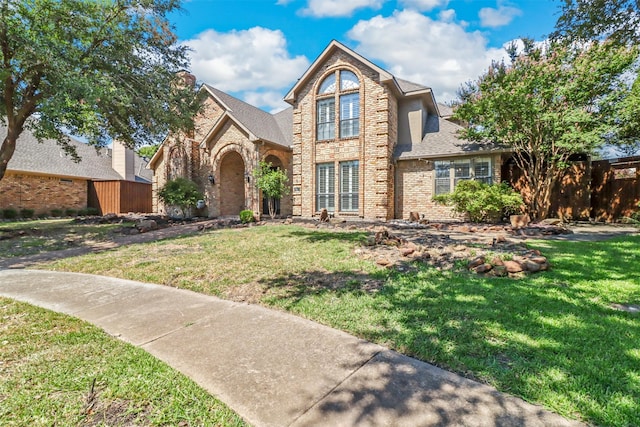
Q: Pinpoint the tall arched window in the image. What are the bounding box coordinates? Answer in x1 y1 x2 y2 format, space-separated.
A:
316 70 360 141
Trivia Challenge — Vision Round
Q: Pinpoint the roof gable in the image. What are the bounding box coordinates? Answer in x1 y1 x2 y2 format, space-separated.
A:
284 40 395 104
203 85 290 148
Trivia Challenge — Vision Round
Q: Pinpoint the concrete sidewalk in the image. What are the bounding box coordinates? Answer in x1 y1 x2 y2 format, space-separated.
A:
0 270 583 427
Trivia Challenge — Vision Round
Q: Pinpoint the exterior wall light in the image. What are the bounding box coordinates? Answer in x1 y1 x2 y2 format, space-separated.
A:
208 174 215 185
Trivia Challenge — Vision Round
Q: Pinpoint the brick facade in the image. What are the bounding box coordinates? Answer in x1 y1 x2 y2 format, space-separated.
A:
0 172 87 215
291 50 397 220
395 154 503 221
153 95 293 218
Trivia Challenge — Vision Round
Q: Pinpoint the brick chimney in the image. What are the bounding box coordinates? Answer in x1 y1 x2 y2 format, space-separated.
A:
176 70 196 88
112 140 135 181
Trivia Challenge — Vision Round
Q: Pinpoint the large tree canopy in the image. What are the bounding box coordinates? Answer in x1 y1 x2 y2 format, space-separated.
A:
0 0 201 181
453 40 638 220
554 0 640 45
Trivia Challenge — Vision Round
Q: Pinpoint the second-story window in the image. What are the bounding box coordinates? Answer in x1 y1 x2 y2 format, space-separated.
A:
316 70 360 141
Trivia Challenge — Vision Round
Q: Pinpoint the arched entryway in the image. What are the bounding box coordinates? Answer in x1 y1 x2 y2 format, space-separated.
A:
262 155 283 216
219 151 245 216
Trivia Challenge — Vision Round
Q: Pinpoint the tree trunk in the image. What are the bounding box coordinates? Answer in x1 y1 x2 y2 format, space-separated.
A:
0 133 18 182
268 197 276 219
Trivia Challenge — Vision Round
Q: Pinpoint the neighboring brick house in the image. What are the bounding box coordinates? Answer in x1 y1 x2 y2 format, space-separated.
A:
0 126 152 215
151 41 507 221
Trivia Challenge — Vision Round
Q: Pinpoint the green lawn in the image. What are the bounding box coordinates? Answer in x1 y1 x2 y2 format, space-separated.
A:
42 225 640 426
0 298 247 426
0 218 132 258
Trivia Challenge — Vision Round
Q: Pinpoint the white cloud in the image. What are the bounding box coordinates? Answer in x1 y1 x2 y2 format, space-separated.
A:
347 9 511 102
399 0 448 12
438 8 455 22
183 27 309 93
478 4 522 28
301 0 384 17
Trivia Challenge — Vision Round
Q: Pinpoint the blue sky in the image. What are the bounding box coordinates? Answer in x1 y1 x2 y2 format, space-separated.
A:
169 0 560 111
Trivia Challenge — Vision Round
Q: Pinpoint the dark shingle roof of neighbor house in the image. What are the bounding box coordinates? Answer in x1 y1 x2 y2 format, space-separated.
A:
2 125 152 182
394 114 505 160
204 85 291 148
395 78 429 93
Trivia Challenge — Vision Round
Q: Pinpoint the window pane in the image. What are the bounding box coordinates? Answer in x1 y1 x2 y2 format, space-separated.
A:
316 163 335 211
318 73 336 94
474 158 492 184
454 160 471 187
316 98 335 140
339 161 359 211
340 70 359 90
434 161 451 195
340 93 360 138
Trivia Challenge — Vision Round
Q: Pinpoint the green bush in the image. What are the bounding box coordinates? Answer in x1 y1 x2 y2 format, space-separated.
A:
50 208 63 217
433 180 523 223
65 209 77 217
87 207 100 216
2 208 18 219
240 209 255 223
19 208 35 218
158 178 203 218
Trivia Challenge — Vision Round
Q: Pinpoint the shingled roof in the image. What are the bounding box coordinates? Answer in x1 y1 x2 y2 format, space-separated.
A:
2 125 152 181
394 115 506 160
204 85 291 148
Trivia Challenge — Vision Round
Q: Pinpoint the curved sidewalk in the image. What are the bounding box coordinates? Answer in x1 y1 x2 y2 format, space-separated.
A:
0 269 582 427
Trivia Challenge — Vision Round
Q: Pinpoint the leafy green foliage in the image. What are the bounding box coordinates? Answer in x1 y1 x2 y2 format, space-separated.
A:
454 40 638 219
0 0 203 181
433 181 523 222
554 0 640 45
2 208 17 219
157 178 203 219
50 209 63 217
19 208 34 218
137 145 161 159
239 209 255 223
253 161 290 218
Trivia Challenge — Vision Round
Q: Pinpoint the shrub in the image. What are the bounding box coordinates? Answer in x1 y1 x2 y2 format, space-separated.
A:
240 209 255 223
2 208 18 219
65 209 77 217
158 178 203 218
86 207 100 216
50 208 63 217
433 180 523 223
20 208 35 218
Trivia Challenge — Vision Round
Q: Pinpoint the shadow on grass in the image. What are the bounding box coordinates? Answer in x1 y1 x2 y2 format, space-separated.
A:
259 236 640 426
287 228 370 244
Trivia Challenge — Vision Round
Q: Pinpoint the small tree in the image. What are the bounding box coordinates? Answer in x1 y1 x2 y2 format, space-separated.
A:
433 180 523 223
252 161 290 219
158 178 203 219
454 40 638 219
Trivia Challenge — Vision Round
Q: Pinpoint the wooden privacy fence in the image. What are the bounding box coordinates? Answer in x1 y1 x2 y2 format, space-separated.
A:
591 157 640 222
88 180 152 215
504 155 640 222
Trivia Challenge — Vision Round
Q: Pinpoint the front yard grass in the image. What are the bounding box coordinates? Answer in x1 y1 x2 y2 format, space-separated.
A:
0 219 132 258
42 225 640 426
0 298 247 426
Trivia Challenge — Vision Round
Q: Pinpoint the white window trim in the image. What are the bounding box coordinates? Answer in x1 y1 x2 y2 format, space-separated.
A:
434 157 493 194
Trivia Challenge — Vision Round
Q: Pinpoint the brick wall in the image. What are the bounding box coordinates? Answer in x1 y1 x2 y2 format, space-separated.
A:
0 172 87 215
291 50 397 220
395 154 503 221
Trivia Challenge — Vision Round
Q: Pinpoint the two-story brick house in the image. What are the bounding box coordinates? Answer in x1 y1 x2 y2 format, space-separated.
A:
150 40 506 221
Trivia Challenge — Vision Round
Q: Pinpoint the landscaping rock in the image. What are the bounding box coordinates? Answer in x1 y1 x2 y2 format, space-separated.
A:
468 256 485 269
409 211 420 222
510 214 530 229
490 256 504 266
136 219 158 233
540 218 563 226
523 260 542 272
473 263 493 274
319 208 329 222
529 256 547 264
399 247 415 257
364 235 377 246
504 260 524 273
491 266 508 277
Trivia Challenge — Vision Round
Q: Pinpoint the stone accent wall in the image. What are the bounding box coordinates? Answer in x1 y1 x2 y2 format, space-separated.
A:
291 50 397 220
395 154 503 221
0 172 87 215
